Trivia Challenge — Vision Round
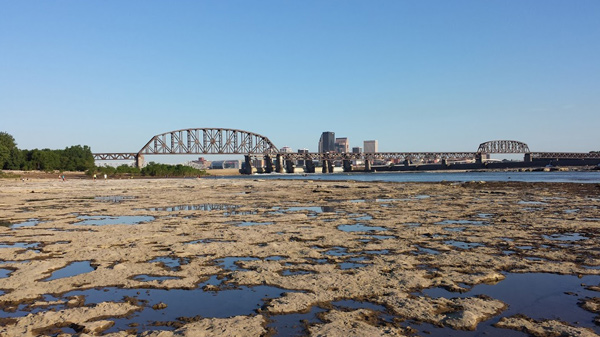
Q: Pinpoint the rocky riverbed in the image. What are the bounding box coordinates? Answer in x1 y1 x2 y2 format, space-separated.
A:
0 177 599 336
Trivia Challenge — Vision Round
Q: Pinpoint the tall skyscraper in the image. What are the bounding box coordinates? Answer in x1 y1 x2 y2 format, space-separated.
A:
335 137 349 153
318 132 335 153
364 140 378 153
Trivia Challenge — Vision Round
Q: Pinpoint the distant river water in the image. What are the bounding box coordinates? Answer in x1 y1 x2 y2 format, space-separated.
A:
227 171 600 184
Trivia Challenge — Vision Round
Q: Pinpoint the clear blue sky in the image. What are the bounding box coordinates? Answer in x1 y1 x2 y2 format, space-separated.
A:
1 1 599 162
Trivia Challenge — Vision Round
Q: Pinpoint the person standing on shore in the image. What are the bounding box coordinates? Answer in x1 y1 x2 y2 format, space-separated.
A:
104 173 107 180
93 174 97 181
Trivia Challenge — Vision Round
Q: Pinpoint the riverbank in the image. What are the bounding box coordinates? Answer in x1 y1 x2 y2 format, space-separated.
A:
0 178 599 336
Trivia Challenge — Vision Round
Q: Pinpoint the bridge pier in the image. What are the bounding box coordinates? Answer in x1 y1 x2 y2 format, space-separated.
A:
475 153 483 165
244 155 253 175
441 158 448 167
285 160 295 173
305 159 315 173
343 160 352 172
322 160 331 173
264 155 273 173
135 154 144 169
275 154 284 173
364 160 371 172
524 153 532 162
404 159 410 167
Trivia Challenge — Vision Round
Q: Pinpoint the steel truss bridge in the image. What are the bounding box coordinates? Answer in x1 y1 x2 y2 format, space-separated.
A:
92 129 600 170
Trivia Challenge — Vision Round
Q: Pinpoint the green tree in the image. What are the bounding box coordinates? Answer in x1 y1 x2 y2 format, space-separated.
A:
0 132 17 169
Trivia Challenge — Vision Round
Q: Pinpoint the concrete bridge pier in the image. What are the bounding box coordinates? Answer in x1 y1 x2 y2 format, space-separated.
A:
244 155 253 174
475 153 483 165
364 160 372 172
343 160 352 172
328 160 334 173
285 160 295 173
404 159 410 167
305 159 316 173
275 154 284 173
264 155 273 173
524 153 532 162
322 160 330 173
441 158 448 167
135 154 144 169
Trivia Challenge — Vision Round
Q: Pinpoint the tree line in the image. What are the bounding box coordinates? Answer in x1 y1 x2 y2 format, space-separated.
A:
0 132 94 171
0 132 208 177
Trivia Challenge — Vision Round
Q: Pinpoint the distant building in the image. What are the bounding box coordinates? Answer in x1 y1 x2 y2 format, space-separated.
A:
364 140 378 153
335 138 349 153
352 147 362 154
318 132 336 153
280 146 293 153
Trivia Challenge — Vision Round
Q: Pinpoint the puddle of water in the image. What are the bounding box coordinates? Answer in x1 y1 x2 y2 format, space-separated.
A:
133 274 181 282
337 224 388 232
339 262 366 270
0 242 40 249
74 215 155 226
149 257 189 271
216 257 260 271
366 235 396 240
435 220 487 226
419 273 600 335
444 240 484 249
267 306 326 336
324 247 352 257
6 219 43 229
516 245 534 250
564 209 579 214
364 250 389 255
215 256 281 272
267 299 391 336
44 261 95 281
478 213 494 218
443 227 466 232
518 200 548 205
95 196 136 203
404 222 421 227
0 268 13 278
144 204 241 212
583 218 600 222
1 282 294 334
236 221 275 227
282 269 315 276
353 215 373 221
542 233 587 242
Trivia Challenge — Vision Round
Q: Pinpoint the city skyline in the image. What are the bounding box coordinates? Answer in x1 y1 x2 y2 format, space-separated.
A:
2 1 599 163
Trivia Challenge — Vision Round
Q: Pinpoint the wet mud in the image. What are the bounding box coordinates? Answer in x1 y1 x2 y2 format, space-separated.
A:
0 178 599 336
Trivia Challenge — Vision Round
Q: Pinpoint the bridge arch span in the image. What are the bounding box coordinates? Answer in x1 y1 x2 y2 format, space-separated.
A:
477 140 530 154
139 128 279 156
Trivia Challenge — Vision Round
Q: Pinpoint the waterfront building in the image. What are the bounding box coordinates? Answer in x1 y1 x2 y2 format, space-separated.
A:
364 140 378 153
280 146 293 153
352 147 362 154
318 132 336 153
335 138 349 153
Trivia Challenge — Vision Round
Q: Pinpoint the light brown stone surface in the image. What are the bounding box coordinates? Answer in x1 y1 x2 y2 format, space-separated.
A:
0 177 599 336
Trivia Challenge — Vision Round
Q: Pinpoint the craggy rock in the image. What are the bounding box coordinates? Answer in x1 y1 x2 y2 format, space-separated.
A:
308 309 407 336
0 178 599 335
495 315 599 337
0 302 138 336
